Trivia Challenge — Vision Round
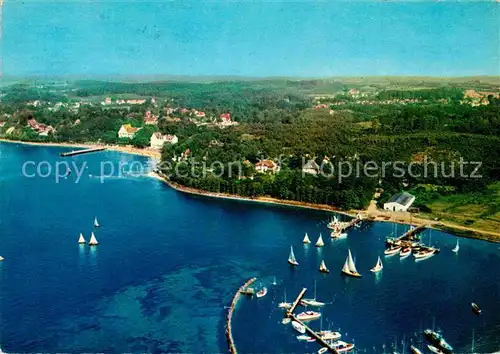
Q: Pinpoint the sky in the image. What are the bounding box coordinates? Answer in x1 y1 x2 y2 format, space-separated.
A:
1 1 499 78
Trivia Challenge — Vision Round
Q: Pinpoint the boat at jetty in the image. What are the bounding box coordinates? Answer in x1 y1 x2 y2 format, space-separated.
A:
410 346 423 354
424 329 453 353
88 232 99 246
278 289 291 309
303 233 311 244
78 233 86 244
292 320 306 333
452 239 459 253
315 233 325 247
94 217 100 227
331 229 347 239
301 281 325 307
318 330 341 341
414 248 436 260
341 249 361 278
296 310 321 321
327 216 340 230
370 256 383 273
297 334 315 341
331 340 355 352
256 287 267 298
384 246 401 256
288 246 299 266
471 302 481 315
427 345 445 354
400 247 411 258
319 260 329 273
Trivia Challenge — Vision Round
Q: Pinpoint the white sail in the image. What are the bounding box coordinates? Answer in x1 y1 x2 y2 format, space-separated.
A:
303 233 311 244
347 249 358 273
78 233 86 244
94 217 100 227
377 256 383 269
452 240 459 252
320 260 326 269
288 246 298 264
315 233 324 247
342 257 350 273
0 256 4 261
89 232 99 246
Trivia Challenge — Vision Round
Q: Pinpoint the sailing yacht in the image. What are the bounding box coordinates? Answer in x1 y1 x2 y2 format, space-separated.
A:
93 217 100 228
278 289 292 309
0 256 4 261
370 256 383 273
452 239 459 253
296 310 321 321
288 246 299 266
319 260 330 273
78 233 86 244
315 233 325 247
410 346 423 354
88 232 99 246
301 280 325 307
303 233 311 244
341 249 361 277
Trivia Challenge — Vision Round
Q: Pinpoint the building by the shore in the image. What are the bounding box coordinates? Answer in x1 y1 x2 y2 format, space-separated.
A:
383 192 415 212
150 132 178 149
118 124 142 139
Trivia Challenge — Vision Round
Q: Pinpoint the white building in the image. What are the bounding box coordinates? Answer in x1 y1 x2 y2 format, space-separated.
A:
150 132 178 149
255 159 279 173
383 192 415 212
302 159 320 175
118 124 142 139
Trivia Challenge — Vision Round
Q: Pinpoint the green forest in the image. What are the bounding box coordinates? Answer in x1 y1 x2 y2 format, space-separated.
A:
1 78 499 230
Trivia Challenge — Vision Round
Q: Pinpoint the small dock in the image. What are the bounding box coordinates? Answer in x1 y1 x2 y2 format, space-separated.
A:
225 277 257 354
341 216 362 232
286 288 339 354
396 224 427 241
60 147 106 157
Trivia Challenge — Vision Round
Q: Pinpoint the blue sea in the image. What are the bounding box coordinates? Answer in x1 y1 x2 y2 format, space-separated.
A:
0 142 499 353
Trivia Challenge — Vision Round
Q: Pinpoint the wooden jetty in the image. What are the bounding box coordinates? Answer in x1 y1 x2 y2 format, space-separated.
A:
287 288 340 354
225 277 257 354
396 224 427 241
341 215 362 232
60 147 106 157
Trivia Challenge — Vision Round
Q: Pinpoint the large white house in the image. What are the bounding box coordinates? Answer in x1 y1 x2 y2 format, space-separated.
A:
118 124 142 139
383 192 415 212
302 159 320 175
255 159 279 173
150 132 178 149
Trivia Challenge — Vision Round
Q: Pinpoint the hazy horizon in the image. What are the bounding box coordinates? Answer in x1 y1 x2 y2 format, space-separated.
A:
2 1 499 78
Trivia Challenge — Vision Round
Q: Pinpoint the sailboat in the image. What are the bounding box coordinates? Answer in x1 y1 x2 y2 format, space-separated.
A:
452 239 459 253
301 280 325 307
288 246 299 266
0 256 4 261
278 289 292 309
370 256 383 273
88 232 99 246
93 217 100 228
315 233 325 247
78 233 86 244
341 249 361 277
303 232 311 244
319 260 329 273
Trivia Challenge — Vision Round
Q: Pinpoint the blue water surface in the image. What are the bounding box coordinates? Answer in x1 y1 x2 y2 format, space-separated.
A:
0 142 498 353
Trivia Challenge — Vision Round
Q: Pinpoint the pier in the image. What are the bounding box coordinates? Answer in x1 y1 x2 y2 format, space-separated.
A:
59 147 106 157
396 224 427 241
225 277 257 354
341 215 362 232
286 288 339 354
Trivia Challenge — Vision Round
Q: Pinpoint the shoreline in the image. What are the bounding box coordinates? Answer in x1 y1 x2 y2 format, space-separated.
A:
149 172 500 243
0 138 161 159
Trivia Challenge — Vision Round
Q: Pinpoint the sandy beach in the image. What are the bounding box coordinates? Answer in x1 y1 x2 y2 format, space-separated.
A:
0 138 161 159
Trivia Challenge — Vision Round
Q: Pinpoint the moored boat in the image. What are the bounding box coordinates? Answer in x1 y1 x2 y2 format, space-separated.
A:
427 345 444 354
278 289 291 309
256 287 267 298
78 233 86 244
315 233 325 247
88 232 99 246
341 249 361 277
424 329 453 353
318 330 341 341
331 340 355 352
414 248 436 260
410 346 423 354
331 230 347 239
291 320 306 333
301 280 325 307
303 232 311 244
400 247 411 258
296 310 321 321
319 260 330 273
471 302 481 315
297 334 314 341
288 246 299 266
370 256 383 273
384 246 401 256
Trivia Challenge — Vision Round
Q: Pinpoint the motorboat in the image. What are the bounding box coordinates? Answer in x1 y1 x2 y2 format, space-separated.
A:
331 340 355 352
318 330 341 341
296 310 321 321
256 287 267 298
291 320 306 333
471 302 481 315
